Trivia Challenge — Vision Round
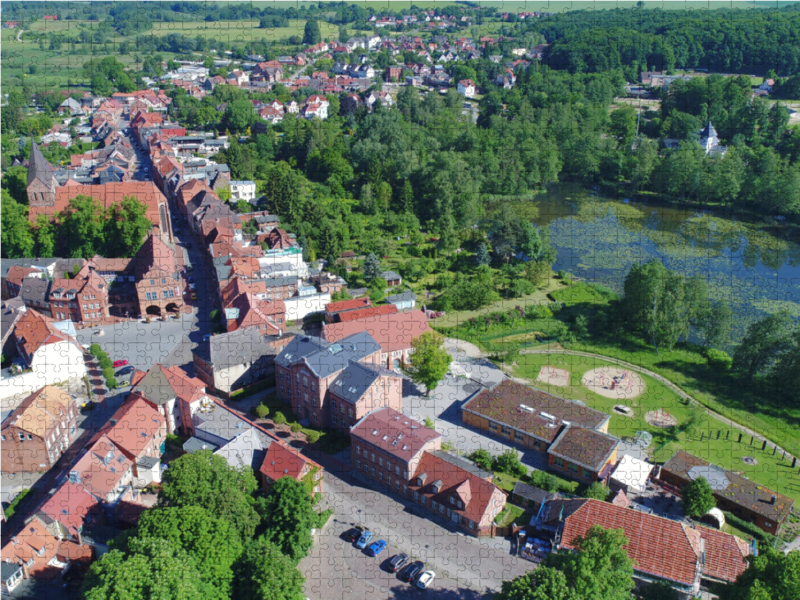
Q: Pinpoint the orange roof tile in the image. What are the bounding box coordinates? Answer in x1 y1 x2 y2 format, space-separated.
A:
323 310 430 352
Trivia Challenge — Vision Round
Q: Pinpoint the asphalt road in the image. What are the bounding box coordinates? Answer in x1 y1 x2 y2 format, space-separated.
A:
300 466 532 600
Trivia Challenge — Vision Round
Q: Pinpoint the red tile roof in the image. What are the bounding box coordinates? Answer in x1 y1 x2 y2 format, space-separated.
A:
325 298 371 314
351 407 441 464
260 443 308 482
409 450 504 526
92 398 164 460
29 182 166 228
72 435 132 499
336 304 397 322
13 309 80 358
547 425 619 473
560 499 701 586
39 482 100 533
1 518 61 577
323 310 430 352
5 265 37 286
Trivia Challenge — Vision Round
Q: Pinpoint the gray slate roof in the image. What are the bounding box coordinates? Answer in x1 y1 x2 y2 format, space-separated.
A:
513 480 555 505
275 332 381 380
132 365 176 406
20 277 51 304
1 300 24 344
194 404 273 448
330 361 400 404
386 292 415 303
381 270 402 281
193 328 288 369
431 449 492 479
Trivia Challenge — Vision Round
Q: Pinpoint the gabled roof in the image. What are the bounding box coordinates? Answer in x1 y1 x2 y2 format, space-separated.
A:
14 309 80 358
276 332 381 380
195 328 290 370
71 435 132 499
325 297 371 314
27 142 56 188
512 480 555 505
5 265 37 287
335 304 397 322
215 426 269 471
132 364 206 406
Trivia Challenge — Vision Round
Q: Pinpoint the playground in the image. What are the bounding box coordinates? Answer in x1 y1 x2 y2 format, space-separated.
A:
645 409 680 428
581 367 645 400
536 365 570 388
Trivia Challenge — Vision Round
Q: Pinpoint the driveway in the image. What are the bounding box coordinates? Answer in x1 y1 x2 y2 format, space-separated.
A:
300 467 532 600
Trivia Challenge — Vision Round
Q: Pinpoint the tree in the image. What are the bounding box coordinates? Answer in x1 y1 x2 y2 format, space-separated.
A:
695 299 732 348
640 581 679 600
468 449 493 471
57 195 106 258
104 196 152 257
159 451 259 539
475 242 491 267
403 331 452 396
0 191 34 259
583 482 609 501
547 525 635 600
363 253 382 282
255 477 317 562
733 310 794 379
610 106 637 145
727 547 800 600
234 537 306 600
82 538 216 600
303 19 321 45
680 476 716 518
492 449 527 478
1 166 28 204
131 506 243 598
495 566 576 600
33 214 56 257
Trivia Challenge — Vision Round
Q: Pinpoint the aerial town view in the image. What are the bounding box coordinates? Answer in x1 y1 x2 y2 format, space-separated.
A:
1 1 799 599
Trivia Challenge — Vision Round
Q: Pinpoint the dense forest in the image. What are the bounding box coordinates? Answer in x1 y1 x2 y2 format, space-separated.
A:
526 5 800 77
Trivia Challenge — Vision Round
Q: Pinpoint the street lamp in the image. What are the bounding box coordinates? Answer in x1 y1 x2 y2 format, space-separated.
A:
358 509 362 528
424 544 429 566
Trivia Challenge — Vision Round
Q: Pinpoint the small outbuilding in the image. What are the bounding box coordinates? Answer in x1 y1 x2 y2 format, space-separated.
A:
609 454 652 494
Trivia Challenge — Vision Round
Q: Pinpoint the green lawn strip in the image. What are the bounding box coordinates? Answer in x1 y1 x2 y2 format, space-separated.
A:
495 503 526 527
5 489 31 520
513 353 800 503
492 472 520 494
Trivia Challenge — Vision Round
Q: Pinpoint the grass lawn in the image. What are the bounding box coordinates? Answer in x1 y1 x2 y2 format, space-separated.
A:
495 503 526 527
492 472 521 493
4 489 31 521
149 19 342 42
513 352 800 503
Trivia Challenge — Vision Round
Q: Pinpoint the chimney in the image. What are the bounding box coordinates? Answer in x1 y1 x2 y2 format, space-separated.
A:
19 559 29 580
76 529 83 546
771 495 777 505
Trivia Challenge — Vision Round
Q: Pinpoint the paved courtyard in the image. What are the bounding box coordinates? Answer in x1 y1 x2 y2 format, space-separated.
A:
300 466 533 600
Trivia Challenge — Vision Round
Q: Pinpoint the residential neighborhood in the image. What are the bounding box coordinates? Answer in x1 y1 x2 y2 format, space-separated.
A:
2 2 800 600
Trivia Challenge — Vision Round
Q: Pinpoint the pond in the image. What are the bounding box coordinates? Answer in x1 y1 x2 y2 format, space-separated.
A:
498 184 800 344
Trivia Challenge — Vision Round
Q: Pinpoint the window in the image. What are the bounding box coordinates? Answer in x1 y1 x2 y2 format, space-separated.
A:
278 371 284 381
554 456 565 468
311 397 316 407
395 480 400 490
395 465 400 475
27 434 32 440
357 459 362 469
468 520 475 530
355 445 361 455
370 467 375 476
19 432 24 441
162 290 174 298
501 426 512 437
439 504 445 514
378 458 383 467
568 462 579 473
161 279 166 284
311 381 315 391
295 373 300 383
421 496 427 506
379 472 383 482
488 422 499 432
0 435 4 441
150 279 155 285
303 377 308 388
403 485 408 495
413 491 419 500
432 501 438 511
280 385 285 394
332 415 338 425
371 453 375 463
348 408 353 417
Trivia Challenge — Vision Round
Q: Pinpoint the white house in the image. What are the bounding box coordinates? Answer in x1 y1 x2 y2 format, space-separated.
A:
229 180 257 202
0 311 87 401
457 79 476 97
385 292 416 311
286 101 300 114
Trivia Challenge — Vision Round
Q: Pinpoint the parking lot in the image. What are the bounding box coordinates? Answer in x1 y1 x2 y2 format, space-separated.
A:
300 467 532 600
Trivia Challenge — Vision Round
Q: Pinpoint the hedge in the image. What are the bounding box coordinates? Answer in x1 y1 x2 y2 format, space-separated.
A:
722 511 776 545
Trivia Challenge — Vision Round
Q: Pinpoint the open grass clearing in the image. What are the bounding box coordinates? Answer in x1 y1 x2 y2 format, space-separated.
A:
149 19 342 41
513 352 800 503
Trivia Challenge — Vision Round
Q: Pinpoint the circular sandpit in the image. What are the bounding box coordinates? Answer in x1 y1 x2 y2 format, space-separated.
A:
582 367 645 400
645 409 679 428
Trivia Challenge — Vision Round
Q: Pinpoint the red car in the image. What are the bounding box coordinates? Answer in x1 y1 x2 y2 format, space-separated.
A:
113 359 128 368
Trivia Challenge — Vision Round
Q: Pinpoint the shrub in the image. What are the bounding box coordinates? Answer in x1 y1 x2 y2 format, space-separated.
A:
583 481 610 501
424 416 435 429
468 449 493 471
98 356 113 370
723 511 776 545
316 508 333 528
89 343 103 356
706 348 733 370
255 404 270 418
105 376 117 389
305 430 321 443
492 449 527 478
290 422 302 433
273 411 287 425
103 367 115 380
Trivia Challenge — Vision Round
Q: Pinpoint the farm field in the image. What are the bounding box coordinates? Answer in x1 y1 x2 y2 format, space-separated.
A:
513 352 800 503
148 19 342 42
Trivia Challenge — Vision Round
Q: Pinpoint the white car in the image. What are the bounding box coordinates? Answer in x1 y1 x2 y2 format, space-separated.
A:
416 571 435 589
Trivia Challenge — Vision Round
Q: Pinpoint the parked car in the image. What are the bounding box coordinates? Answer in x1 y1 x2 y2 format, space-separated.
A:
400 561 424 583
116 366 134 376
416 571 435 589
189 283 196 291
186 264 193 272
187 276 194 283
355 529 373 549
113 359 128 368
344 527 364 543
388 553 409 573
191 292 197 300
366 540 387 557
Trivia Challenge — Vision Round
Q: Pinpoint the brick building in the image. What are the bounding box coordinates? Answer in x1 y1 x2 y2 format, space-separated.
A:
351 407 507 536
132 233 183 317
1 386 79 473
327 361 403 430
659 450 794 535
49 262 110 325
274 332 384 428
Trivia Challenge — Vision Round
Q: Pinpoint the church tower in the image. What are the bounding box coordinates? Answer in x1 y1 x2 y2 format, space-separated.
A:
26 142 58 208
